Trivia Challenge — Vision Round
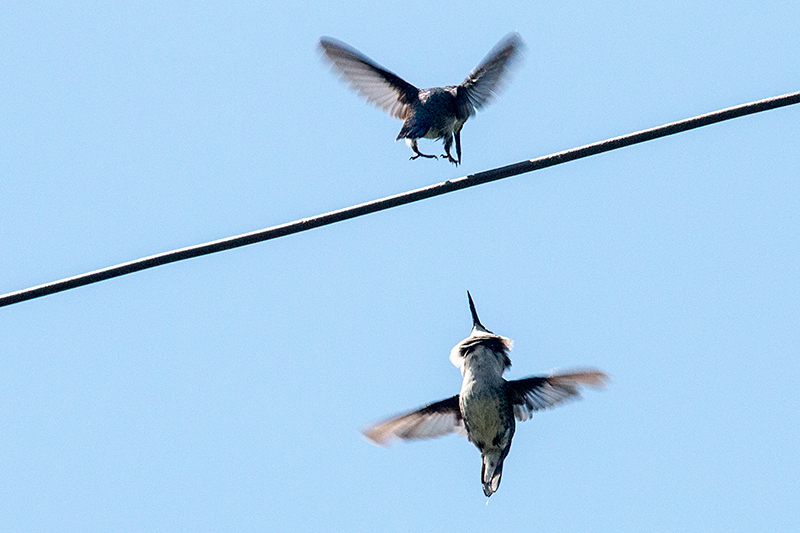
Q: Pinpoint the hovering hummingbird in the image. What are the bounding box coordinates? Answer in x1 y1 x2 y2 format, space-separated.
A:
364 292 608 497
319 33 523 165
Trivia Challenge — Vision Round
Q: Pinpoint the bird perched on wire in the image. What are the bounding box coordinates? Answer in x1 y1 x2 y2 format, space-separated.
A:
319 33 523 166
363 292 608 497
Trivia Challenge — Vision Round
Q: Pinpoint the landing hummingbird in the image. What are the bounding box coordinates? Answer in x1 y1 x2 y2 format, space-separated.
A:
364 292 608 497
319 33 523 165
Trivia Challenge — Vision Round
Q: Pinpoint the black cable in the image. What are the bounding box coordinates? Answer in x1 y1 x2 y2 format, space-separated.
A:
2 91 798 308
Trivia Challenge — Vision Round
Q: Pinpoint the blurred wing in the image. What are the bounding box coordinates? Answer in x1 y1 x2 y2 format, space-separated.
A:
363 395 464 446
456 32 524 118
319 37 419 119
509 369 609 422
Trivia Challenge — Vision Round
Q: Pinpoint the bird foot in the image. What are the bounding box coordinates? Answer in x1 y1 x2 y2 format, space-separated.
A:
442 154 459 166
410 153 437 160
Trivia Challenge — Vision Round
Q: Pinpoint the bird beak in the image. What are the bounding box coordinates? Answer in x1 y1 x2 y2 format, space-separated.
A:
467 291 490 333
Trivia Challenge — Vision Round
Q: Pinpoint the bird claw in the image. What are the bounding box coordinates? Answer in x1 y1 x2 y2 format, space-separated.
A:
442 154 459 166
410 153 438 160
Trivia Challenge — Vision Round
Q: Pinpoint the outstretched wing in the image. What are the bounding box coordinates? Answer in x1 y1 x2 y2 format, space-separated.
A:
509 369 609 422
456 32 524 119
363 395 464 446
319 37 419 119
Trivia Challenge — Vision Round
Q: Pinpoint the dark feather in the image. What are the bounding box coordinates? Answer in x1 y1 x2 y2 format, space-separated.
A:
319 37 419 119
509 369 609 421
456 32 524 120
363 395 464 446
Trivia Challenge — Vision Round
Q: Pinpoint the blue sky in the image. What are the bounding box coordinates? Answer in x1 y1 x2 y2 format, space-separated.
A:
2 1 799 531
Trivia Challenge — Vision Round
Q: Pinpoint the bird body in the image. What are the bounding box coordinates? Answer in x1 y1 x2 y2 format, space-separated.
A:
319 34 523 165
451 296 519 496
364 292 608 497
458 372 515 495
398 88 459 140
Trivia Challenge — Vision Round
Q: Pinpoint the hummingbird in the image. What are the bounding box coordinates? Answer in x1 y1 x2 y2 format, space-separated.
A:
319 33 523 166
364 292 608 497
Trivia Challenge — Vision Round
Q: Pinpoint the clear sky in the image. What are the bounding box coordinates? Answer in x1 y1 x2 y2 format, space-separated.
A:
2 1 799 531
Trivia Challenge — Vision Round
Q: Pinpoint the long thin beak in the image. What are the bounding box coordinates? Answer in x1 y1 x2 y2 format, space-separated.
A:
467 291 488 332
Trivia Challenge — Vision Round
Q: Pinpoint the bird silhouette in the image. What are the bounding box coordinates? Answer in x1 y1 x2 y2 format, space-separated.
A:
364 292 608 497
319 33 523 165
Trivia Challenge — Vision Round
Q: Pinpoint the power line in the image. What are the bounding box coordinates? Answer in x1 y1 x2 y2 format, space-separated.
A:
2 90 799 308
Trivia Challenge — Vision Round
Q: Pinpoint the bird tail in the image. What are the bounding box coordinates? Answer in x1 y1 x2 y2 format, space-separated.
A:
481 451 505 497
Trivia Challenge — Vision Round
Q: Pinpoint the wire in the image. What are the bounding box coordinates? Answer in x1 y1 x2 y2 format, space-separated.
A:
2 91 799 308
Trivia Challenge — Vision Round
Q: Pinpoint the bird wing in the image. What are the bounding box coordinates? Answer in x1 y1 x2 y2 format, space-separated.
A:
319 37 419 120
363 395 464 446
508 369 609 422
456 32 524 119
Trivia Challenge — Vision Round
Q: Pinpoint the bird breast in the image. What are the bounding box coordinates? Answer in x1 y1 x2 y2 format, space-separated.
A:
459 378 513 451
